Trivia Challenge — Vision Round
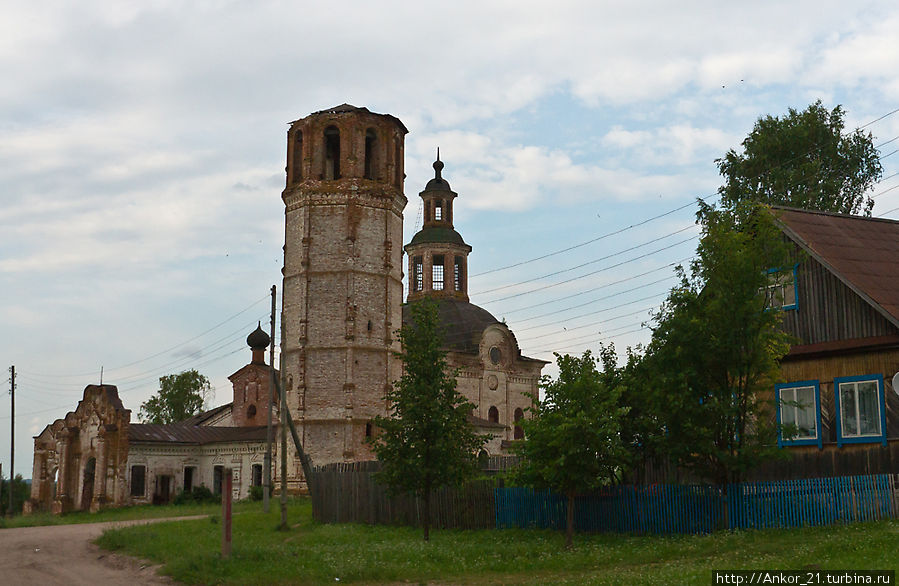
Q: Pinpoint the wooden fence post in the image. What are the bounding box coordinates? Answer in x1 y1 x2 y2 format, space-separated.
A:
222 467 232 558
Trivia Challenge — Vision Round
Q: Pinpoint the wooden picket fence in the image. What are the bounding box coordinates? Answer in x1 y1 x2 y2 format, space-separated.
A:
727 474 895 530
310 462 898 535
495 484 725 534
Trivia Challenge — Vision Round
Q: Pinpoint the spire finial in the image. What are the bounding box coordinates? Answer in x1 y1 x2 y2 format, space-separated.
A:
433 147 444 180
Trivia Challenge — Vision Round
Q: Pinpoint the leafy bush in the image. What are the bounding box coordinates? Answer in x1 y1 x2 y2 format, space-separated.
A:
172 484 219 506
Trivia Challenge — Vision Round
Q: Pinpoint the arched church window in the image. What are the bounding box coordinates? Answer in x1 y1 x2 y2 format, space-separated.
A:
488 406 499 423
130 465 146 498
513 408 524 439
432 255 444 290
292 130 303 182
247 404 257 419
435 199 443 221
454 256 463 292
364 128 378 179
412 257 423 292
324 126 340 180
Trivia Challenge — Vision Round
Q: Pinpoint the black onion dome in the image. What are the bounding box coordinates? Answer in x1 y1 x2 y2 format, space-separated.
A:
424 151 453 191
247 322 271 350
402 298 499 354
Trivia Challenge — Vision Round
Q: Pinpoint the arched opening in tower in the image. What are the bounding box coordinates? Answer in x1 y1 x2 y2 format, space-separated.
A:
324 126 340 180
364 128 378 179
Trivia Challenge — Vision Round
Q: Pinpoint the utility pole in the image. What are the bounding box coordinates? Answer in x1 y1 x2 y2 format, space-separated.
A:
264 288 275 513
278 286 288 530
8 365 15 517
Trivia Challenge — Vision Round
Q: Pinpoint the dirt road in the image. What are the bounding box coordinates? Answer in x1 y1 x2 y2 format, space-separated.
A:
0 517 201 585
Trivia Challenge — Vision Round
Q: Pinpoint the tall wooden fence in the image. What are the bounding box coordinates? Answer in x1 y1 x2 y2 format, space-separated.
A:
310 462 897 535
309 461 498 529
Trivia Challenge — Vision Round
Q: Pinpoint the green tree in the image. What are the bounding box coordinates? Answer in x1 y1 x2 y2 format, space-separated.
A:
139 369 212 424
513 346 629 548
369 299 485 542
637 201 793 485
717 100 882 216
0 473 29 517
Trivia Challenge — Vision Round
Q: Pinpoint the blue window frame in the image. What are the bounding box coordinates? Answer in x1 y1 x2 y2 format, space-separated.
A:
765 264 798 310
775 380 822 449
834 374 886 447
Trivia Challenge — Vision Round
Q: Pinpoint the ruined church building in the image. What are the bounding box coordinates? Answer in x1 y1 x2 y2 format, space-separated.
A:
27 105 545 512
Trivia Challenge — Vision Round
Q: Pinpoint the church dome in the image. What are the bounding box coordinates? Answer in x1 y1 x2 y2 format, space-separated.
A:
402 298 500 354
424 157 453 191
247 323 271 350
408 226 468 247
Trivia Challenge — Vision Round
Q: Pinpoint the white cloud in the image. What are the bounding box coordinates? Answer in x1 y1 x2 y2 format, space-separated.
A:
3 0 899 480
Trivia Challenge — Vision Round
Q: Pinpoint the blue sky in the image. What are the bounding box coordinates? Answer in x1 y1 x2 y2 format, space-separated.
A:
2 0 899 479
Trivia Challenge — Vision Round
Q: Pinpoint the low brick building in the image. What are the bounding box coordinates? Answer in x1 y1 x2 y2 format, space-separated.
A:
26 326 276 513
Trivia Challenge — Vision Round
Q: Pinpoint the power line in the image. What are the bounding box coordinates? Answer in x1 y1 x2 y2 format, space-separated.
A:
517 300 663 344
470 194 711 278
472 223 698 296
497 256 693 317
24 294 272 379
510 273 678 326
478 234 698 305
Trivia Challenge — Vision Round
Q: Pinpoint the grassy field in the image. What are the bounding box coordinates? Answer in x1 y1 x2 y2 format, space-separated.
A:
92 498 899 585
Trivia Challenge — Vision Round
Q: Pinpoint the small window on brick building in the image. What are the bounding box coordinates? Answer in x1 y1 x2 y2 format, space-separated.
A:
292 130 303 182
365 421 373 438
247 404 257 419
435 200 443 221
454 256 463 292
432 255 444 290
412 257 423 292
213 465 224 495
324 126 340 180
364 128 378 179
184 466 196 492
130 465 146 497
252 464 263 487
488 406 499 423
513 408 524 439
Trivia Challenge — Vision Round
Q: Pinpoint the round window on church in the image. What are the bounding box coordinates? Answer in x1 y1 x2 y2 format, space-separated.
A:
489 346 502 365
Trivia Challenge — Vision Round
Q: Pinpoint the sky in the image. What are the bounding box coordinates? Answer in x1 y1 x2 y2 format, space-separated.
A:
3 0 899 481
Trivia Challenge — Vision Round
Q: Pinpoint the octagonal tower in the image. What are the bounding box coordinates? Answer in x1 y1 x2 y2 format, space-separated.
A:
281 105 407 481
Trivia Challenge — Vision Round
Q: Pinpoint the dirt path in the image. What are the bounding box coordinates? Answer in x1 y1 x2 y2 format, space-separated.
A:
0 517 204 585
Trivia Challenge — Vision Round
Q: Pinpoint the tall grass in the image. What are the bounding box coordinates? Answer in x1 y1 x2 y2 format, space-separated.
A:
96 498 899 585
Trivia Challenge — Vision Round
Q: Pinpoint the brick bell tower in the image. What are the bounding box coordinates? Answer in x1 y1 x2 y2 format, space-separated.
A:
404 151 472 302
280 105 407 478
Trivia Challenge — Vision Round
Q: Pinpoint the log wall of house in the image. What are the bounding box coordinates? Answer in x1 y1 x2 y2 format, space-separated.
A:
781 251 898 345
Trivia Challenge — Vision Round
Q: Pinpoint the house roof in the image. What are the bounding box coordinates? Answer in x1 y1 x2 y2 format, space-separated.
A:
129 422 268 445
771 206 899 329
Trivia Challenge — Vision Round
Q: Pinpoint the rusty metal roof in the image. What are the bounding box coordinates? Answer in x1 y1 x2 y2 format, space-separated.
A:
129 423 267 445
771 206 899 327
178 403 233 426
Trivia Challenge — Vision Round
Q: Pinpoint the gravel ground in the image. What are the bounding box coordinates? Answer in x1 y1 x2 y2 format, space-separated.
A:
0 516 204 585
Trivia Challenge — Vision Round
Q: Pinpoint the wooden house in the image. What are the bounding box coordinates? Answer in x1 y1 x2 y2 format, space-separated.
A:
762 206 899 477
